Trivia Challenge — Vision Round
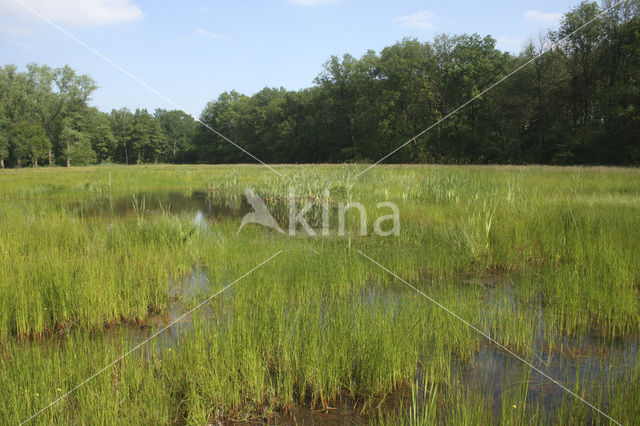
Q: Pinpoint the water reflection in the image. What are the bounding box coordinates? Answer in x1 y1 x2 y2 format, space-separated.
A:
447 337 638 421
124 265 225 357
69 191 250 222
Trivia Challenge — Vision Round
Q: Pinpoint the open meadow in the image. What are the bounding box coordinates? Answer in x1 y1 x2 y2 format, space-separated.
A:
1 164 639 424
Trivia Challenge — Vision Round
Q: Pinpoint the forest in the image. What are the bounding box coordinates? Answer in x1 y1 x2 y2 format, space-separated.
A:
0 1 638 168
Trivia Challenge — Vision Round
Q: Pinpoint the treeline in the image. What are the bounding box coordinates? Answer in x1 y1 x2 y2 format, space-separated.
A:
0 63 196 167
1 1 639 168
195 0 640 165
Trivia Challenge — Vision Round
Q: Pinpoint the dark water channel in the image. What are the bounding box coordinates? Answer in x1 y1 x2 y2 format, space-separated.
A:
69 191 249 222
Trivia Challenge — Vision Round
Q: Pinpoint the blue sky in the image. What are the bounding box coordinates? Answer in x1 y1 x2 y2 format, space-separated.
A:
0 0 579 117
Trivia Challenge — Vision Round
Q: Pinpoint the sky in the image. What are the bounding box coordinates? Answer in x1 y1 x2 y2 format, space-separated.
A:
0 0 580 117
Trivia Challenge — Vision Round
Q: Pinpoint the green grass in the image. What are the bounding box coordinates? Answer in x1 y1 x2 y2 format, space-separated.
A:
0 164 639 424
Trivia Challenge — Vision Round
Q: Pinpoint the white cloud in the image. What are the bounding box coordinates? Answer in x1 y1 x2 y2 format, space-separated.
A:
0 19 35 37
0 0 143 27
195 28 226 39
523 10 562 23
392 10 435 29
289 0 339 6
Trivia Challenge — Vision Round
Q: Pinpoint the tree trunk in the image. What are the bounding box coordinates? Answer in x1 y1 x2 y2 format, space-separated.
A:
48 148 52 166
16 158 21 168
32 157 38 168
66 142 71 167
0 158 4 169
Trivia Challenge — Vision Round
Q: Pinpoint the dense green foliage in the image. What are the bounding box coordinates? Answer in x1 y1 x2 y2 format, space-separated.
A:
1 1 638 168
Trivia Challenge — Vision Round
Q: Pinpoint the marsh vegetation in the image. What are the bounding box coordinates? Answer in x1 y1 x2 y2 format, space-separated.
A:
1 164 639 424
